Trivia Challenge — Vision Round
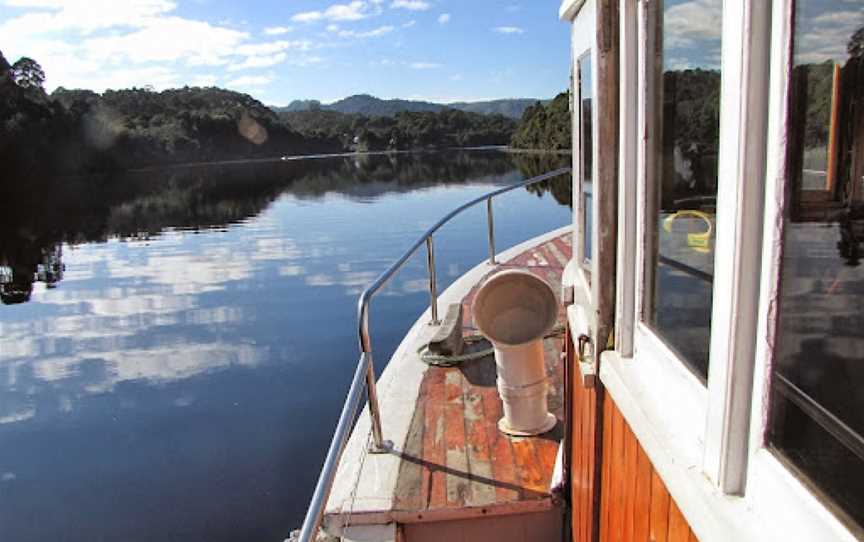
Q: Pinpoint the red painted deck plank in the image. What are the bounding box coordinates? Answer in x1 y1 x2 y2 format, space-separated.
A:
443 369 469 508
422 368 447 510
479 381 522 503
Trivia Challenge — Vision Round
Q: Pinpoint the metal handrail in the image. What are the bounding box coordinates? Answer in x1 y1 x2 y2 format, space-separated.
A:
297 167 571 542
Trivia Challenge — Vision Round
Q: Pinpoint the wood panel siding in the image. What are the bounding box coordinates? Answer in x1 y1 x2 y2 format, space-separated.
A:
596 391 698 542
566 341 698 542
567 326 601 541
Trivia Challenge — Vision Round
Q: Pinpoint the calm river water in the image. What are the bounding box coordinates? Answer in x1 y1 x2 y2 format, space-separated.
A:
0 150 570 541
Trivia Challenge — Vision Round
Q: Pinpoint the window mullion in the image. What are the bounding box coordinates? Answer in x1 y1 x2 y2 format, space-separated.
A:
702 0 772 495
615 0 638 358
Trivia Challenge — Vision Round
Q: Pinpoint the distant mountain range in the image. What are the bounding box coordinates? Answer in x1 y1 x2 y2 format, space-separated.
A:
274 94 546 119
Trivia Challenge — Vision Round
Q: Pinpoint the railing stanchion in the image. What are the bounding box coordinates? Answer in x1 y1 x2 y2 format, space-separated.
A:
364 353 386 452
426 236 439 325
487 198 496 264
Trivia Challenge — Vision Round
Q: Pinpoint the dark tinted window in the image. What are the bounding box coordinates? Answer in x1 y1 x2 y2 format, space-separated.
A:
579 52 593 264
769 0 864 532
643 0 723 380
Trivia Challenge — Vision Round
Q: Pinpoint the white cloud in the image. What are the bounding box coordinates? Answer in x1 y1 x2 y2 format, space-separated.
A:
235 39 311 56
263 26 291 35
1 0 177 34
493 26 523 34
409 61 441 69
663 0 722 50
390 0 430 10
796 8 864 64
225 74 274 88
402 20 416 28
292 10 323 22
0 0 319 93
81 17 248 64
337 25 394 38
228 52 287 71
190 74 218 86
0 408 36 425
291 1 377 22
437 13 450 24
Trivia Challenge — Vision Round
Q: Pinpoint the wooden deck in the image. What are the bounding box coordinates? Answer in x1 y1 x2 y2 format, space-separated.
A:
392 233 572 521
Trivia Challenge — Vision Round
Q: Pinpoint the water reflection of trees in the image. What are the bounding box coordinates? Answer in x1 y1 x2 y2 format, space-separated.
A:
517 152 573 207
789 22 864 264
0 150 571 304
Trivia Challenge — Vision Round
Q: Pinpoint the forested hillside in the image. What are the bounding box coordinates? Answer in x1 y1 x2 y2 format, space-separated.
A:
510 92 571 150
280 108 516 151
277 94 540 119
0 49 559 176
0 50 331 174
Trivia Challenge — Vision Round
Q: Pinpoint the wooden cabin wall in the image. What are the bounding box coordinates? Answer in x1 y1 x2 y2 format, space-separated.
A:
567 328 600 542
598 393 698 542
566 331 697 542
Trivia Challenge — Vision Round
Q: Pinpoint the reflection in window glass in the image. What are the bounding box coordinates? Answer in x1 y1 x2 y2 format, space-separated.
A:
579 52 593 264
584 185 593 265
770 0 864 531
644 0 722 380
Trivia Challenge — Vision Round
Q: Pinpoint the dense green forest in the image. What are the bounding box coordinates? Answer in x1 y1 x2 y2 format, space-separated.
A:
510 92 571 151
280 107 517 151
0 51 331 174
0 50 541 175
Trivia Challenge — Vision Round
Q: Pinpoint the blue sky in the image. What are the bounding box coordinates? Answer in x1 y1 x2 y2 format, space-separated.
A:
0 0 571 105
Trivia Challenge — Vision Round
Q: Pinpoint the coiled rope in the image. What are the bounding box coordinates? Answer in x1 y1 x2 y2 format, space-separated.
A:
417 324 566 367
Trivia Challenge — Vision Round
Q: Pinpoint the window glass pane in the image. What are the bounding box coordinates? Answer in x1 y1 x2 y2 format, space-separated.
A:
769 0 864 531
579 52 593 264
583 187 593 264
644 0 722 380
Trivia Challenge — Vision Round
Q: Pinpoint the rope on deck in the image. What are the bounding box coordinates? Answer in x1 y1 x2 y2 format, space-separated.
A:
417 324 566 367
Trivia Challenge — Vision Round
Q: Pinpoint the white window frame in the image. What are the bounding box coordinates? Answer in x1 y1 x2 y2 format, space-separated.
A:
630 0 714 481
564 0 600 377
599 0 862 539
614 0 638 358
570 0 597 300
745 0 862 539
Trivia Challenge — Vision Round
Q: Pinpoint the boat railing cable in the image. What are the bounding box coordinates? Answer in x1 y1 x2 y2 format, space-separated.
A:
296 166 571 542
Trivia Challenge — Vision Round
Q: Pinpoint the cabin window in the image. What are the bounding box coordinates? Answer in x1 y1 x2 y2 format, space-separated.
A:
768 0 864 530
578 51 594 266
642 0 722 381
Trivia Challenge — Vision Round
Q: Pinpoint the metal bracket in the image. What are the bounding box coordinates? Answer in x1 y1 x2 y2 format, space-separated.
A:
368 439 394 454
577 334 597 388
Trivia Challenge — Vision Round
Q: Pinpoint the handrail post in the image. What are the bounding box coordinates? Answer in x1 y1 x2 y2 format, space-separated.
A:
365 353 387 452
487 198 496 264
426 236 439 325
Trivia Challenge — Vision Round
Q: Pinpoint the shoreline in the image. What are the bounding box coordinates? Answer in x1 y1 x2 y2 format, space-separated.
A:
112 146 570 174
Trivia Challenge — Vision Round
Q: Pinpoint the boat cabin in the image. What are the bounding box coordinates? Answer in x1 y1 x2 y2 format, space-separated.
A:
561 0 863 540
300 0 864 540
